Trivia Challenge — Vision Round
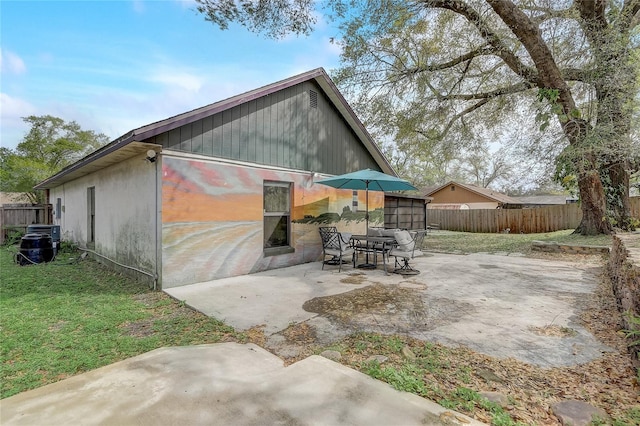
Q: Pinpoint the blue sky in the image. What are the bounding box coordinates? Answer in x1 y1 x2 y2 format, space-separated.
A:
1 0 341 150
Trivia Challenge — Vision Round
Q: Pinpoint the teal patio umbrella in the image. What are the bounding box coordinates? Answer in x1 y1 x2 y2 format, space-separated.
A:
315 169 417 231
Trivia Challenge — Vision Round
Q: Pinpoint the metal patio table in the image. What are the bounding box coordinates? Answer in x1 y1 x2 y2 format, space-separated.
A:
350 234 396 274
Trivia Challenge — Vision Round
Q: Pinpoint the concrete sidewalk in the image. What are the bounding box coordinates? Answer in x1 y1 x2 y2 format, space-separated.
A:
1 343 483 426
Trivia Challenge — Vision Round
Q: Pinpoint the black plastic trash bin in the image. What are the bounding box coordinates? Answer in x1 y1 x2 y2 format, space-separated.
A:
27 225 60 255
18 233 55 265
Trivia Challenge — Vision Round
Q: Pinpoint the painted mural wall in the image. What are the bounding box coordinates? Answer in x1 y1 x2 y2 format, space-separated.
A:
49 154 157 272
161 154 383 288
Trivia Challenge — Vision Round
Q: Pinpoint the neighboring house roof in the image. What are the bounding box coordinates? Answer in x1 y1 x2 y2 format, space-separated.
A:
35 68 393 189
421 185 440 195
425 181 521 205
513 195 577 205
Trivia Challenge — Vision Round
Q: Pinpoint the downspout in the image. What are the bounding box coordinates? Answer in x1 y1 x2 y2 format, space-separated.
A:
153 150 161 291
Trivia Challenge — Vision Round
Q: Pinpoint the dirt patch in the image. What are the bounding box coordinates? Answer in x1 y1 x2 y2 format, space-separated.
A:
282 322 317 345
121 293 173 338
132 292 160 307
304 284 419 317
244 325 267 347
48 320 68 332
303 283 426 329
121 319 155 338
301 283 473 338
339 272 369 285
529 325 578 337
528 251 609 266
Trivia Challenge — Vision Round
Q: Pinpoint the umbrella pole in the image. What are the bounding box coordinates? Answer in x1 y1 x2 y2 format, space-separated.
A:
365 185 369 233
358 183 376 269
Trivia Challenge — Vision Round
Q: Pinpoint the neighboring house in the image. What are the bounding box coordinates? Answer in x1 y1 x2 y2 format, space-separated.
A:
513 195 578 208
424 181 522 209
35 68 395 289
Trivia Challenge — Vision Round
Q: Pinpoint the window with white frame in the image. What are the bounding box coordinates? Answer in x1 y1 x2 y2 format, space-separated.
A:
263 181 291 250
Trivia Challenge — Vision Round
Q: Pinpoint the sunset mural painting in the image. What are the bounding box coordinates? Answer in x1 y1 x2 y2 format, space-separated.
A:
161 157 383 287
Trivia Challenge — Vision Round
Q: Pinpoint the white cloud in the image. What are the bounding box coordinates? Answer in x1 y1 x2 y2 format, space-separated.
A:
0 93 36 149
312 9 330 31
149 69 204 93
0 49 27 75
1 93 35 120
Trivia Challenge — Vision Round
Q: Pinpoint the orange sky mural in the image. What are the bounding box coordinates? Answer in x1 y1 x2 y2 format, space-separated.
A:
162 157 383 224
160 156 385 287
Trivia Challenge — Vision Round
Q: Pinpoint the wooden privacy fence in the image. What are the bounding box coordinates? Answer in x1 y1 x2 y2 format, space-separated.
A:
0 204 52 244
428 197 640 234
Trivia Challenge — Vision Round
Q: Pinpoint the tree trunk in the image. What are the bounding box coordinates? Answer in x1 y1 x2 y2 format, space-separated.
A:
576 0 637 230
574 168 612 235
604 160 634 230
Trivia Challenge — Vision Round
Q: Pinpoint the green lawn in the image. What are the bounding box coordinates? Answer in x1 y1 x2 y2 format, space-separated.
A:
425 229 613 254
0 247 243 399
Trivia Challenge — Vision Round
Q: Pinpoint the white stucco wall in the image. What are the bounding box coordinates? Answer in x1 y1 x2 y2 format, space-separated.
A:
49 154 159 275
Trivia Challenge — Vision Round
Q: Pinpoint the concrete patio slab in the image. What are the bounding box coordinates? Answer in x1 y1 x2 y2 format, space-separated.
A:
166 252 613 368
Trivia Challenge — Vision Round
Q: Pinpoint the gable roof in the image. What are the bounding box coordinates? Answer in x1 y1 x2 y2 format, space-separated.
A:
35 68 393 189
425 181 521 205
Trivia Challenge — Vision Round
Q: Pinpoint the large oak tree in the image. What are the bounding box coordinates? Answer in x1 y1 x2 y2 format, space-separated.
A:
196 0 639 234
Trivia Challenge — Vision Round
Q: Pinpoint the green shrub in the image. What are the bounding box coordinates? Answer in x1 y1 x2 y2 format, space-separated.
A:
2 228 24 246
58 240 79 254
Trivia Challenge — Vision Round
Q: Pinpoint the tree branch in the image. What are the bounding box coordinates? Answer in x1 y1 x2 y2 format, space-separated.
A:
561 67 590 82
621 0 640 31
485 0 579 119
401 45 494 74
421 0 539 83
527 6 576 26
416 98 490 140
575 0 607 30
428 82 531 101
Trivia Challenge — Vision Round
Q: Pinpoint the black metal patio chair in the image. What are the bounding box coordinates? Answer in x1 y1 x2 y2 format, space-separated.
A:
318 226 355 272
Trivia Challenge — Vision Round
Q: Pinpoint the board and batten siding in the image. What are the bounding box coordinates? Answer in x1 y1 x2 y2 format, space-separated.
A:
147 81 380 175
